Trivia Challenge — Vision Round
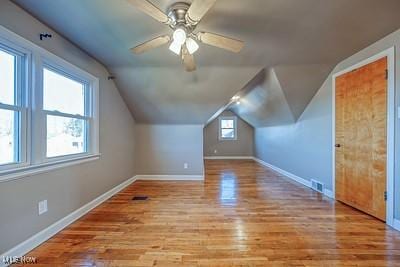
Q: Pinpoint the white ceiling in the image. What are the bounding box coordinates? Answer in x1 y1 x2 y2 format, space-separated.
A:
13 0 400 124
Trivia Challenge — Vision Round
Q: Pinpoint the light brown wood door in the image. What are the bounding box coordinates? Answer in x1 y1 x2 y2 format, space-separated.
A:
335 57 387 221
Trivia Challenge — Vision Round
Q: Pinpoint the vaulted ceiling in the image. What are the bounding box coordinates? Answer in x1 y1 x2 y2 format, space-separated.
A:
228 64 333 127
13 0 400 125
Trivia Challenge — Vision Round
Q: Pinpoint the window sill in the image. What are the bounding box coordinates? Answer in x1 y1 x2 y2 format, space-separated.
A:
219 138 238 141
0 154 101 183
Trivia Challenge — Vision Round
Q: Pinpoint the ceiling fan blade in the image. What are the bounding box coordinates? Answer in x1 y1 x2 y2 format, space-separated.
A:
187 0 217 24
131 35 171 54
182 44 196 72
197 32 244 53
127 0 170 24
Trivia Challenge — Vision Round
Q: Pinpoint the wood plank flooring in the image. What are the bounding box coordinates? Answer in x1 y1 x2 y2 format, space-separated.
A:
17 160 400 266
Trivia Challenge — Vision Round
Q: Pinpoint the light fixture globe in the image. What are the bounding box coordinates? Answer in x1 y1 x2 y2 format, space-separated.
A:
186 37 199 54
169 40 182 55
172 28 187 45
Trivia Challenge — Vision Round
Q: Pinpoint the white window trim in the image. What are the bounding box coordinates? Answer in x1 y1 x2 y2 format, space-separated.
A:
0 25 100 183
219 116 237 141
40 60 93 162
0 34 31 172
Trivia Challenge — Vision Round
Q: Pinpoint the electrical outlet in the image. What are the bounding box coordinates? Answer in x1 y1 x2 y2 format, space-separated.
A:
38 200 48 215
214 149 217 154
184 163 188 169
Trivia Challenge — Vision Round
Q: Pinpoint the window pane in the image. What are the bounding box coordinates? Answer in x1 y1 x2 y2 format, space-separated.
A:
0 49 15 105
221 119 234 129
0 109 18 164
43 68 85 115
221 129 235 139
46 115 86 158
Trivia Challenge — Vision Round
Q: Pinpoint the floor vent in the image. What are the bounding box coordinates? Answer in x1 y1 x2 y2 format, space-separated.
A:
132 196 149 201
311 179 324 193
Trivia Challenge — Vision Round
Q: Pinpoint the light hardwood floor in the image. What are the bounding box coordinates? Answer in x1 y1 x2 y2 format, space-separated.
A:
18 160 400 266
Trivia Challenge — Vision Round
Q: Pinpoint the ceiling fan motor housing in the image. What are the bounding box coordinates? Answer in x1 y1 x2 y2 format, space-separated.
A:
168 2 196 34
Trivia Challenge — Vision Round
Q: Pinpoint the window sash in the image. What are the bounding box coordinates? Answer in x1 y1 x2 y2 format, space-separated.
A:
40 64 91 160
219 117 237 140
43 109 90 120
44 114 89 160
42 64 90 117
0 44 28 170
0 107 28 169
0 103 23 112
220 129 236 139
0 45 25 107
0 108 19 164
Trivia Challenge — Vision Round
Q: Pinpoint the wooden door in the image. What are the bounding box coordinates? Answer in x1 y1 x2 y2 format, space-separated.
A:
335 57 387 221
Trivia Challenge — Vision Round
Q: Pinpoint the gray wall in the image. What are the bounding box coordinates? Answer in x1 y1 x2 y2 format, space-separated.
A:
254 77 332 187
135 125 204 176
254 28 400 218
0 1 136 254
204 111 254 157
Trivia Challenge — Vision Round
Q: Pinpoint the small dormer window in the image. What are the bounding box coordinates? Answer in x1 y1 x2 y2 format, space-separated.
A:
219 116 237 140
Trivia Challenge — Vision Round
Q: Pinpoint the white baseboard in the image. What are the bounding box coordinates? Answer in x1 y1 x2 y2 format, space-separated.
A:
323 189 334 199
0 175 137 267
136 175 204 181
204 156 254 160
393 219 400 232
252 157 333 199
253 157 311 187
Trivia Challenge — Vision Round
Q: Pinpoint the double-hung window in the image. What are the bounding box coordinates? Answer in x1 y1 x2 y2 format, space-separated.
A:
219 116 237 140
0 45 26 168
0 26 99 181
43 66 89 159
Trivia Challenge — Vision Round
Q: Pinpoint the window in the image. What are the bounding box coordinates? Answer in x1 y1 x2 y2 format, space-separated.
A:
0 46 26 167
0 27 99 180
43 67 88 158
219 116 237 140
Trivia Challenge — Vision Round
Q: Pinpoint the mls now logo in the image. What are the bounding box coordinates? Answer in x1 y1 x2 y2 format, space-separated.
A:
2 256 37 265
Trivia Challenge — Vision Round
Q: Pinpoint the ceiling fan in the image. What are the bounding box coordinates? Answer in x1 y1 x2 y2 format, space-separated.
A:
128 0 245 72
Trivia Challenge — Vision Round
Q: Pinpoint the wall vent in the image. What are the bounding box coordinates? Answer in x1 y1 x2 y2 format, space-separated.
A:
132 196 149 201
311 179 324 193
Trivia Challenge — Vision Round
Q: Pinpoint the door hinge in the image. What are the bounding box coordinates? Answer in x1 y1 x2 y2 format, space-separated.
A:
385 69 388 80
384 191 388 201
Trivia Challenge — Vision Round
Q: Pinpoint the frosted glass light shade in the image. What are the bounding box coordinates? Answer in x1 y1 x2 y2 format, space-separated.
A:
169 40 182 55
172 28 186 45
186 38 199 54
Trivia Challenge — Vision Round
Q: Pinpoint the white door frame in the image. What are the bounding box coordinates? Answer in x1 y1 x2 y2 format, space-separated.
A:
331 47 396 228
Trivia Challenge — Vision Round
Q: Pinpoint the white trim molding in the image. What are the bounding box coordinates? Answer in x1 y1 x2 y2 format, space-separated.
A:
0 175 137 267
393 219 400 232
0 154 100 183
323 189 334 199
331 47 396 227
136 175 204 181
204 156 254 160
253 157 334 199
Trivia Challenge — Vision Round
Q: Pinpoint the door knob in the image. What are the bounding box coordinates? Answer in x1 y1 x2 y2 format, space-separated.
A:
335 144 341 148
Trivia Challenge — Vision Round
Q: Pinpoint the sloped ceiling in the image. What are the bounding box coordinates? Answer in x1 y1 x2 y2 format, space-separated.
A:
230 68 295 127
273 64 333 120
114 66 260 123
12 0 400 125
229 64 333 127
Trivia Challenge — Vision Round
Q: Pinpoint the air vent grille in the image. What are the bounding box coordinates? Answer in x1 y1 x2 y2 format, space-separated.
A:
311 179 324 193
132 196 149 201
